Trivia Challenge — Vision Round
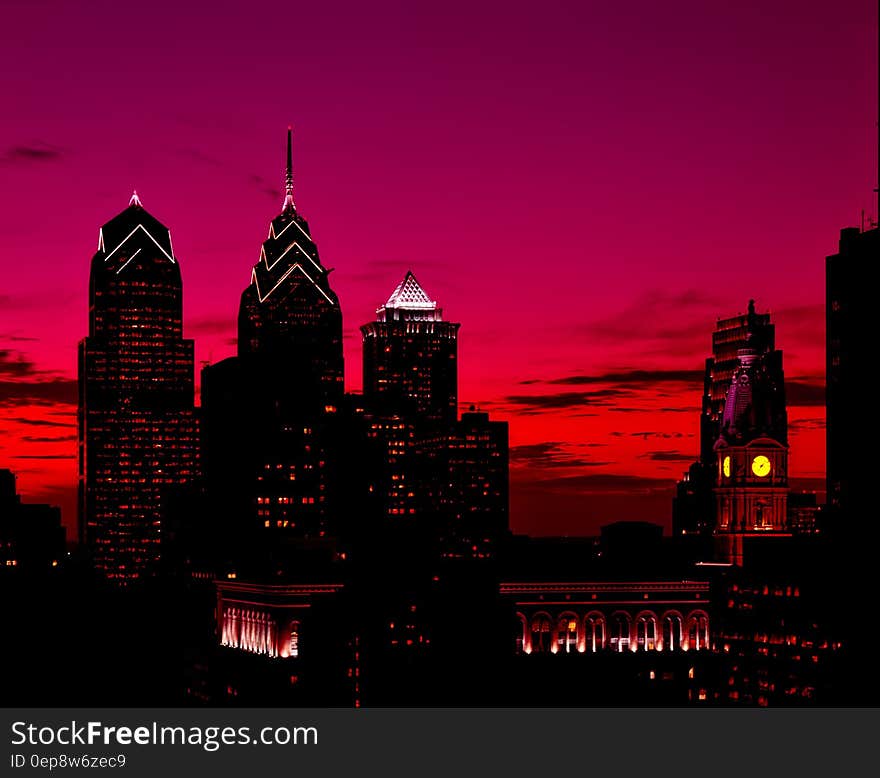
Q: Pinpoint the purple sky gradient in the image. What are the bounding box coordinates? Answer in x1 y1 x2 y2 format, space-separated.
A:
0 0 876 536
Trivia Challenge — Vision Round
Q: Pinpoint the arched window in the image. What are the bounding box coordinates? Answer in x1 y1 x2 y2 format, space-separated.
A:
530 613 552 653
752 498 769 529
635 612 658 651
584 612 606 652
515 612 527 654
289 620 301 658
556 614 579 654
610 612 631 652
662 612 683 652
685 612 709 651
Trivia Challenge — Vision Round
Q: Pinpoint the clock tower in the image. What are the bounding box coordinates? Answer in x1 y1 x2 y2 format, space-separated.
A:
713 339 789 565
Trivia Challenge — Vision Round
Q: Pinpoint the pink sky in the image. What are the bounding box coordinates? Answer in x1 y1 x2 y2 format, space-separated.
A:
0 0 876 537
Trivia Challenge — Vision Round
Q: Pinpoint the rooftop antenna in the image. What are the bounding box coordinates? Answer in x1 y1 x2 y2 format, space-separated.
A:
282 126 295 212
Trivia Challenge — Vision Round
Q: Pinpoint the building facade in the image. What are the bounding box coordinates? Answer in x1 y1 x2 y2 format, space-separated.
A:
201 131 372 575
78 193 197 584
713 342 789 565
418 410 509 559
0 469 65 573
700 300 781 464
826 226 878 517
238 128 343 407
361 271 459 425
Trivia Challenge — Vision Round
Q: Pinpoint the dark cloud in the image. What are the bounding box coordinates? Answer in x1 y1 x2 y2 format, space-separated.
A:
641 450 695 462
12 454 75 460
789 417 825 433
186 316 234 336
4 417 75 428
787 379 825 407
532 369 704 387
22 435 77 443
0 350 37 378
1 143 64 165
502 388 625 413
611 430 687 439
607 405 698 414
0 349 77 406
250 174 281 201
524 472 673 494
510 441 611 469
0 379 78 406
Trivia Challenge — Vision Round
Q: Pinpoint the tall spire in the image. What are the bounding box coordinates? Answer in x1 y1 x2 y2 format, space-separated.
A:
129 190 142 208
283 126 295 212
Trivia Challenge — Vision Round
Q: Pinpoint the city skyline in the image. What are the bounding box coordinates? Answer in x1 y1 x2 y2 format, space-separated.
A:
1 0 877 537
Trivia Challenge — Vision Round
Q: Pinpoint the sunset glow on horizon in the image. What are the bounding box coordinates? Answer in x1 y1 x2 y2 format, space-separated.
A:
1 0 876 537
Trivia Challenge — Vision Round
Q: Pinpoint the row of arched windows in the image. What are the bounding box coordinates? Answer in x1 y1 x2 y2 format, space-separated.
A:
516 610 710 654
220 606 301 659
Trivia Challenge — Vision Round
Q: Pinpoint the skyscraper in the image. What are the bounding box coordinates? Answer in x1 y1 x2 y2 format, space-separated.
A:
362 271 459 425
238 128 343 407
700 301 780 464
78 193 197 584
201 130 365 569
712 340 789 565
825 223 879 704
419 409 509 559
675 301 784 536
361 272 460 521
826 226 878 518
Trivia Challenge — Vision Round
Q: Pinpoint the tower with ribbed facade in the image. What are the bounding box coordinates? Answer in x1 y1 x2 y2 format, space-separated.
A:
78 192 197 584
361 271 459 425
238 128 343 407
712 336 789 565
202 130 359 566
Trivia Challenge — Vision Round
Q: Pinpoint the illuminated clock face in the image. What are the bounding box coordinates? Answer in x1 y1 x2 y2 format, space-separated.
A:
751 455 771 478
722 455 731 478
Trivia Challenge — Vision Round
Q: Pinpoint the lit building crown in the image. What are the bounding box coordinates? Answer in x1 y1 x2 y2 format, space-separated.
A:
245 128 338 308
377 271 442 322
95 191 176 270
716 332 787 448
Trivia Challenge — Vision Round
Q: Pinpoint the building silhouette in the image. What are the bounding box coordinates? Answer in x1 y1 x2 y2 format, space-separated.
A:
200 131 373 576
675 301 784 537
825 222 879 703
418 409 509 559
0 468 65 573
826 225 878 519
361 272 460 521
712 340 789 565
362 271 459 425
238 128 343 406
700 301 780 464
78 192 197 584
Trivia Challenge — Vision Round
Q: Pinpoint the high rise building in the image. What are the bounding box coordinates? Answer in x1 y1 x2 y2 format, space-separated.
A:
201 131 367 571
712 341 789 565
700 301 780 464
826 226 878 518
824 223 879 704
0 468 65 572
361 271 459 425
238 128 343 407
361 272 460 521
78 193 197 584
675 301 784 536
419 409 509 559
